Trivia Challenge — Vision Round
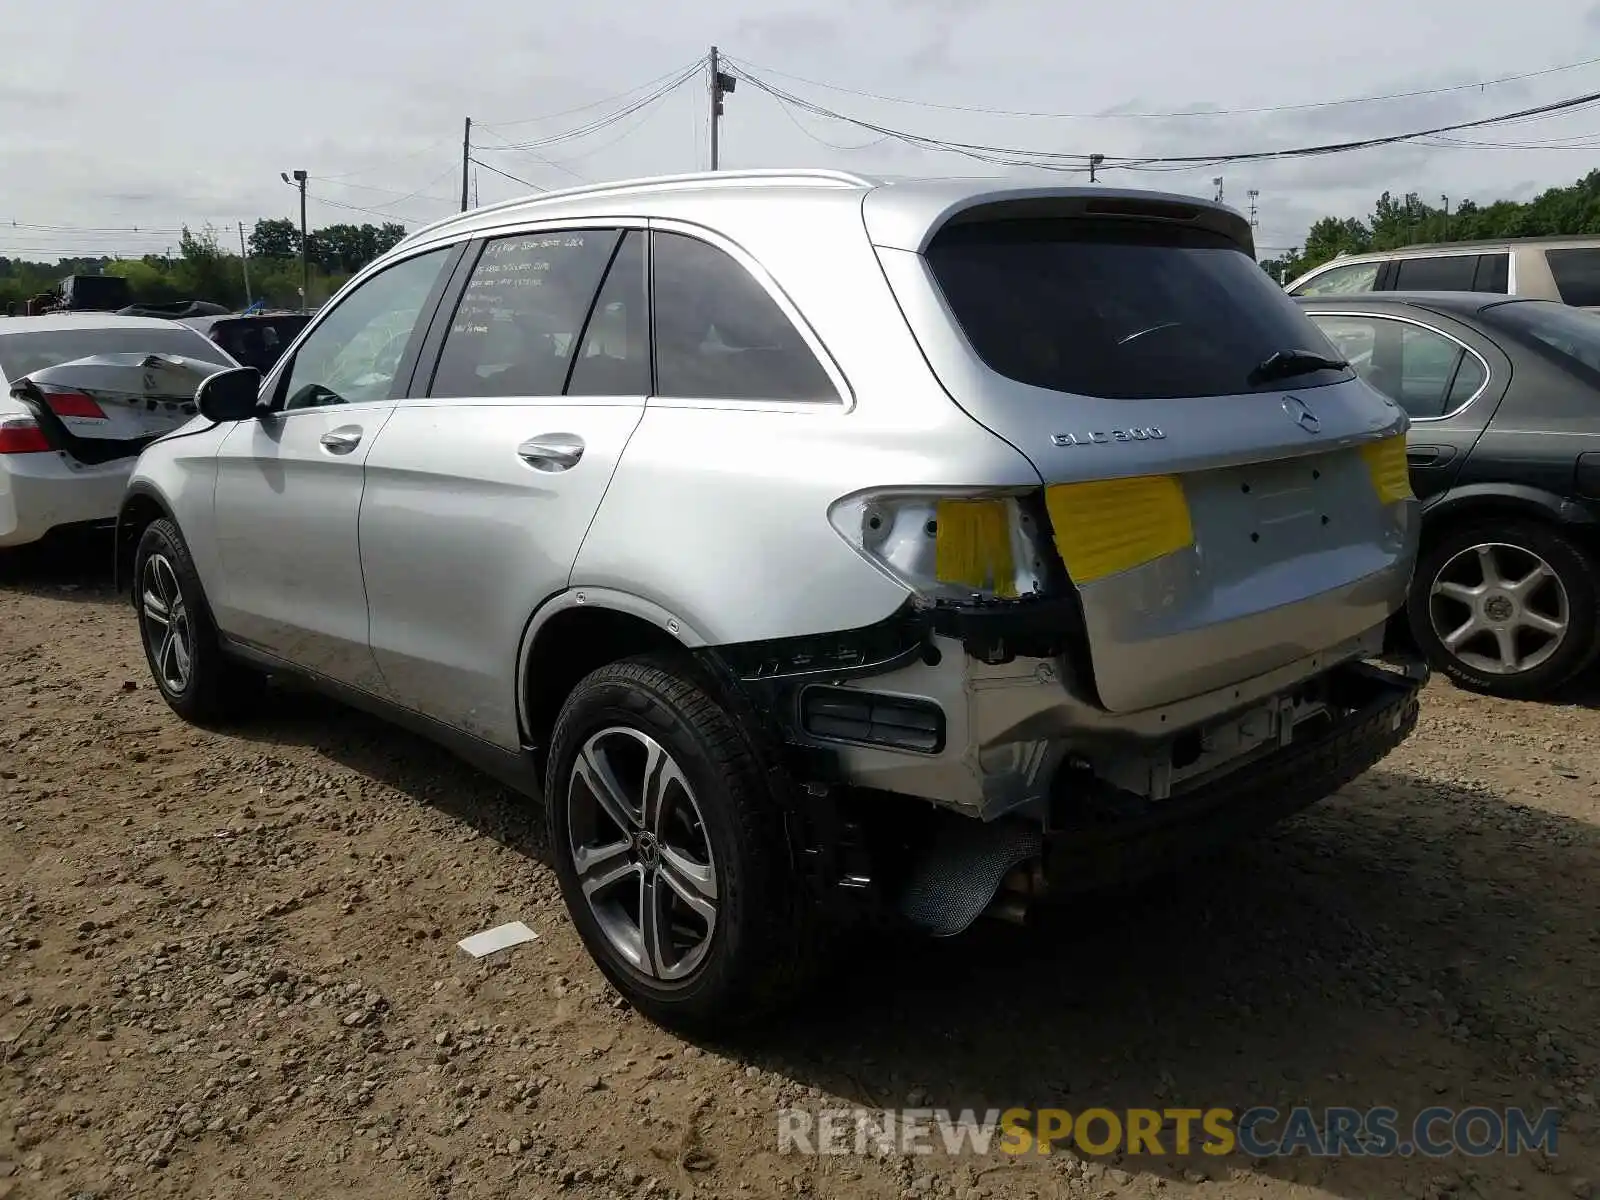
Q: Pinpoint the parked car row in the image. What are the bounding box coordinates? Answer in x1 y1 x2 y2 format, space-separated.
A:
7 172 1598 1032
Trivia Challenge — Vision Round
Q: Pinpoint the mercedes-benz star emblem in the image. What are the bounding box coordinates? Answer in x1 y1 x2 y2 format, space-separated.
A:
1282 395 1321 434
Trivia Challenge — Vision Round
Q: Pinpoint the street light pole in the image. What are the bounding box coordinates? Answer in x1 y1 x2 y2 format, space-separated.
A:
282 169 309 311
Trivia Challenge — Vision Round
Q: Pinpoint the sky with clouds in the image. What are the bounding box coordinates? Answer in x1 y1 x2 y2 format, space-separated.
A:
5 0 1600 263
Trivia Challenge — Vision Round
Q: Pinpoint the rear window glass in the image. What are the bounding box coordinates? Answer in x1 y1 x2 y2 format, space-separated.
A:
925 218 1352 399
1480 300 1600 379
1544 248 1600 308
209 317 309 371
0 326 235 380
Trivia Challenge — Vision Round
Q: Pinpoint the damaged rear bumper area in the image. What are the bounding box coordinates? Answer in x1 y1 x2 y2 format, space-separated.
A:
708 593 1427 936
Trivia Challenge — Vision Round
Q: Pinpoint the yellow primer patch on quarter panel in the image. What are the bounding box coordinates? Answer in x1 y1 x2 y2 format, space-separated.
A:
933 498 1018 597
1045 475 1194 583
1359 434 1412 505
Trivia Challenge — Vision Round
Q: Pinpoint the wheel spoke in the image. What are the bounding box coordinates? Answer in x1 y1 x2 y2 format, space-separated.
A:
1442 615 1481 651
170 627 192 683
1431 579 1482 604
1506 561 1555 601
658 844 718 918
639 870 666 978
1492 627 1519 671
1475 546 1504 587
579 853 638 904
1519 610 1567 638
641 741 689 835
575 741 640 832
572 837 631 881
141 589 170 627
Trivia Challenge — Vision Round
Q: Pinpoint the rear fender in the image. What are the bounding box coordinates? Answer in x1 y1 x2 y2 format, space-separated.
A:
1421 482 1600 537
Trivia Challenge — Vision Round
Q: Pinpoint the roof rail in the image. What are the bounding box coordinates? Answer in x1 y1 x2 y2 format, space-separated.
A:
399 168 878 246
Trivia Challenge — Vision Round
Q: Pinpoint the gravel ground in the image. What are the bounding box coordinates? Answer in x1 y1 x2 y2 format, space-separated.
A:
2 537 1598 1200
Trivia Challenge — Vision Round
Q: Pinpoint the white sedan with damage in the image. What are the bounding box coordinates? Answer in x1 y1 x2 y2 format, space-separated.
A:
0 314 236 549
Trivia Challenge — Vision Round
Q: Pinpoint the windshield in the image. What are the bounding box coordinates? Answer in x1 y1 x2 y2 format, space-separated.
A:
0 326 235 380
925 218 1353 399
1478 300 1600 379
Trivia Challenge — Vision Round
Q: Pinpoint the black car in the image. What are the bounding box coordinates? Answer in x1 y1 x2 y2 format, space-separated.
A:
1296 291 1600 699
179 312 310 374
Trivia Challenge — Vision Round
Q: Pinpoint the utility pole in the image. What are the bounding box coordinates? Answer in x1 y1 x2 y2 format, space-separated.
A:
1441 194 1450 241
709 46 735 170
282 170 309 312
237 221 252 305
1213 176 1224 204
1247 189 1259 230
461 117 473 212
1088 153 1105 182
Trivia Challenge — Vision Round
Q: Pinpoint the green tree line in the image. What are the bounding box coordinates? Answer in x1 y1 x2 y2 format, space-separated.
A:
1260 169 1600 283
0 217 408 314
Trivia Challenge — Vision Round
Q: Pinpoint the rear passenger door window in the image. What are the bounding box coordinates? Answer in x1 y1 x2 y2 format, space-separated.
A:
1472 253 1509 294
1308 314 1483 419
650 231 837 401
567 231 650 396
1544 248 1600 307
429 229 620 398
1392 255 1478 292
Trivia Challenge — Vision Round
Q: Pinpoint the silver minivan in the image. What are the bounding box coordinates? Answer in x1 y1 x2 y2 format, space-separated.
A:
117 170 1425 1029
1287 236 1600 308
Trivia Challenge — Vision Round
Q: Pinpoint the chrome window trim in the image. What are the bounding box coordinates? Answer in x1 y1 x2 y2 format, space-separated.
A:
1306 309 1493 423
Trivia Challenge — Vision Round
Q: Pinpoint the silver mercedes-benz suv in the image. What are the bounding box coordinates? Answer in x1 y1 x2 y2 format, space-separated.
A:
116 169 1425 1030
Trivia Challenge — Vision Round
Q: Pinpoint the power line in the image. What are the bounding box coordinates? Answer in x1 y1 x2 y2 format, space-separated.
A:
728 63 1600 175
468 157 545 192
490 61 704 152
476 59 708 129
721 51 1600 121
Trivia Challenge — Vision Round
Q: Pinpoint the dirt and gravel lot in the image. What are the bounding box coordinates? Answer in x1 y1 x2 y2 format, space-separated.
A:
2 537 1598 1200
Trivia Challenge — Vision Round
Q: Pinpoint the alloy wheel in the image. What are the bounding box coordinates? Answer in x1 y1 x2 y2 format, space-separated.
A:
566 726 718 983
1427 541 1570 676
140 553 194 695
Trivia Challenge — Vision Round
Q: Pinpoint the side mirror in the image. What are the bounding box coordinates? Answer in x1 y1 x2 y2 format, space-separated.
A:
196 366 264 423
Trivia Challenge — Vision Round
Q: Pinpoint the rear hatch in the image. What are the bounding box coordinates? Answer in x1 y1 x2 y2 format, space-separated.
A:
2 328 234 464
869 191 1417 713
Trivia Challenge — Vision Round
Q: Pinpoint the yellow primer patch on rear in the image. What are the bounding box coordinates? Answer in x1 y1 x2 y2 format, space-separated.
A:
933 498 1018 597
1359 434 1413 505
1045 475 1194 583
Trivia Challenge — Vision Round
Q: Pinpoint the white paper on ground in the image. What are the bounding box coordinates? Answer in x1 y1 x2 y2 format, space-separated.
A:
456 920 539 958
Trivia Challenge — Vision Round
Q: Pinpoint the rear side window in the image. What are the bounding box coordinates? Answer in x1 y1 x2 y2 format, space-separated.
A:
1392 254 1478 291
430 230 621 399
567 231 650 396
0 326 235 378
926 218 1352 400
1293 261 1380 296
651 231 837 401
1472 253 1510 294
1543 248 1600 307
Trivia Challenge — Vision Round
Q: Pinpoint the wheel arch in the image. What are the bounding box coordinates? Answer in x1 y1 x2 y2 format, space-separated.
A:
114 481 175 597
1420 484 1600 555
516 588 714 769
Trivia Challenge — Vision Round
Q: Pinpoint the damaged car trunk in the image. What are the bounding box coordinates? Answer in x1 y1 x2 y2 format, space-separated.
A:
7 352 225 465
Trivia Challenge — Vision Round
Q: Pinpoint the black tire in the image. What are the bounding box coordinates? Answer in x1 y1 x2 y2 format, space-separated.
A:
543 654 822 1034
1407 518 1600 700
132 518 264 725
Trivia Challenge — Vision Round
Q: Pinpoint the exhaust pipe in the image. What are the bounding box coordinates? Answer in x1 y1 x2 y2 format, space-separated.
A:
980 860 1045 926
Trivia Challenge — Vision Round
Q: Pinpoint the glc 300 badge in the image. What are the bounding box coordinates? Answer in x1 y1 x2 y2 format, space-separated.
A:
1051 427 1166 447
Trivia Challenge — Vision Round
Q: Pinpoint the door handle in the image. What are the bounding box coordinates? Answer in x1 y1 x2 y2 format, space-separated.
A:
1406 444 1456 469
517 433 585 472
320 426 363 454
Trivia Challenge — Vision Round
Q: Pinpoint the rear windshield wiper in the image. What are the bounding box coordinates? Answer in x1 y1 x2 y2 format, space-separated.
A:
1248 348 1350 386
